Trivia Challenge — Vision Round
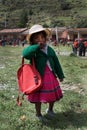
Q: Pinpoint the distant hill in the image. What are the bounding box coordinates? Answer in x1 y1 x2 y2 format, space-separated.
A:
0 0 87 29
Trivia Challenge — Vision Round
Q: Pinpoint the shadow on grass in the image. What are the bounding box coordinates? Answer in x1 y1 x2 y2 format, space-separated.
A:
43 110 87 129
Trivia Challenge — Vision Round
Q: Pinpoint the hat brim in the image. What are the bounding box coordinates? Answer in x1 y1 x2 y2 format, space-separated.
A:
26 28 51 43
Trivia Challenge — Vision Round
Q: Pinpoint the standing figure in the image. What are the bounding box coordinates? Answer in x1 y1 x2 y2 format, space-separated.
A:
73 40 78 55
22 24 65 121
83 41 87 56
78 40 85 56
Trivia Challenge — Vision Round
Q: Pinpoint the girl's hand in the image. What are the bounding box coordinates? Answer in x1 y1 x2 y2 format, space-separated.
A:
59 79 64 82
38 42 46 49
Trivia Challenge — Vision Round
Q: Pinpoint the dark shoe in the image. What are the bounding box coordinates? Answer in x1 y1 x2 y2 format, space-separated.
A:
46 108 56 117
36 114 47 122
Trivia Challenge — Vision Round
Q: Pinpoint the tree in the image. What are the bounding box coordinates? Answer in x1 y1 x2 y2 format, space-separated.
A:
18 9 28 28
77 18 87 28
59 0 72 10
1 0 5 4
51 20 65 27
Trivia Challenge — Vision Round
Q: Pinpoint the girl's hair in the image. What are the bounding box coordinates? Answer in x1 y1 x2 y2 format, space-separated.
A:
30 31 47 44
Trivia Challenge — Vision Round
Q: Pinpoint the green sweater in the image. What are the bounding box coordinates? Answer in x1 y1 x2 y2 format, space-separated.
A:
22 44 65 79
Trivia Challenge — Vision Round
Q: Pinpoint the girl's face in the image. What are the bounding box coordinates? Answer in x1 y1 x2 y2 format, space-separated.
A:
31 31 47 48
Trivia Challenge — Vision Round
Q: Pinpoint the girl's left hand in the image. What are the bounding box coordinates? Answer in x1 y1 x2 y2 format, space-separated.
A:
59 79 64 82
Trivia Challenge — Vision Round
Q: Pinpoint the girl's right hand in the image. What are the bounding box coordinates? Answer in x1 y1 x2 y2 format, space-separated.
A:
38 42 46 49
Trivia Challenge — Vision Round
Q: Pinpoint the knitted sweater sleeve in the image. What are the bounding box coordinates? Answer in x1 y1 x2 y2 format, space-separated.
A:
53 51 65 79
22 44 39 59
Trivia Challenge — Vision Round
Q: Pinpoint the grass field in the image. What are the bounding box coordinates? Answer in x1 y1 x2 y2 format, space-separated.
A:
0 45 87 130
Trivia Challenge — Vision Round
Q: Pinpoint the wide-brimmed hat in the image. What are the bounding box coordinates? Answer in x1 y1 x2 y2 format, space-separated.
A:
27 24 51 43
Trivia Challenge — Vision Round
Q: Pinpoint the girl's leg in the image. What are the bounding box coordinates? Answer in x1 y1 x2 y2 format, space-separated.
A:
48 102 54 111
46 102 55 116
35 102 42 116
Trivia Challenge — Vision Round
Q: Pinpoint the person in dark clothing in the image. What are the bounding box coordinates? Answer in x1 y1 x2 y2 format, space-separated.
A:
83 41 87 56
78 40 86 56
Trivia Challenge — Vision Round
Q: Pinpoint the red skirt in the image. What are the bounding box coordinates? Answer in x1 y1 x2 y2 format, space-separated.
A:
27 65 63 103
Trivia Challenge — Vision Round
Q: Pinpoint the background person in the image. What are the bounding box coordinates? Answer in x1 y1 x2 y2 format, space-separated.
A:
83 41 87 56
73 40 78 55
78 40 85 56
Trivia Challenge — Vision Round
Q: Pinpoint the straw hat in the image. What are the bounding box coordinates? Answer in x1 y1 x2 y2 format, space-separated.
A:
27 24 51 43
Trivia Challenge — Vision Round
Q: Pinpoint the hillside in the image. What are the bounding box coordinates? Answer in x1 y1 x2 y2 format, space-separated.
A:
0 0 87 29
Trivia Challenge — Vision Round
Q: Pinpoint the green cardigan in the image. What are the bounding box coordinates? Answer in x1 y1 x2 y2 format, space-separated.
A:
22 44 65 79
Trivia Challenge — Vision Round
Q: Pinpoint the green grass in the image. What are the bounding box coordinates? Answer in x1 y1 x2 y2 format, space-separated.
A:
0 45 87 130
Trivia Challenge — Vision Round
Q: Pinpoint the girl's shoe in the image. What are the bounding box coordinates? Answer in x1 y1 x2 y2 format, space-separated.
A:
36 115 47 122
46 108 56 117
36 115 43 121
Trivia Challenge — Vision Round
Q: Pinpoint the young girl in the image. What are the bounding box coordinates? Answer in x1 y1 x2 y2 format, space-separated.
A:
22 24 65 120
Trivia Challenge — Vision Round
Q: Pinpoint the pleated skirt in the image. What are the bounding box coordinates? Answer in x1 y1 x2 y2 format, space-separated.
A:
27 65 63 103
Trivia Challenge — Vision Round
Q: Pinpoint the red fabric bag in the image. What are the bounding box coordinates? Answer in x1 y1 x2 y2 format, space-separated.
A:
16 57 42 106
